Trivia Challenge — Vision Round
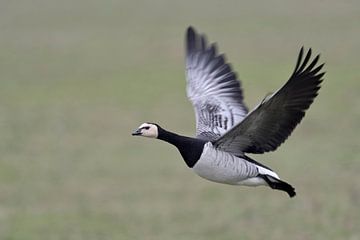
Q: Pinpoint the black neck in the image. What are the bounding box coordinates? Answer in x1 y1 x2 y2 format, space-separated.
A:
157 127 206 168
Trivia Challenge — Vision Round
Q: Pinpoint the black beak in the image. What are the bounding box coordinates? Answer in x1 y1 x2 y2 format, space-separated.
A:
131 128 142 136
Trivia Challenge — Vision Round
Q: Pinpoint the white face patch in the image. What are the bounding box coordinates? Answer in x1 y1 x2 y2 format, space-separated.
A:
137 123 158 138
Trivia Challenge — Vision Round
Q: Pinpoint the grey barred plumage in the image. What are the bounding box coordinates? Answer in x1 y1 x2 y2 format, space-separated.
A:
193 143 261 185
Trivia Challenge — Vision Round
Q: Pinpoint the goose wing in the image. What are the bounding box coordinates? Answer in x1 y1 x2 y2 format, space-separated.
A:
186 27 248 141
213 47 324 154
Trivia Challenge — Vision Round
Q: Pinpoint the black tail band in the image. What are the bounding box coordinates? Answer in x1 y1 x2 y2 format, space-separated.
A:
260 174 296 198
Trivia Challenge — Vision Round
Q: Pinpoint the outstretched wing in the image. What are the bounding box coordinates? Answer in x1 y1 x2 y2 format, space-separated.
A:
213 47 324 154
186 26 248 141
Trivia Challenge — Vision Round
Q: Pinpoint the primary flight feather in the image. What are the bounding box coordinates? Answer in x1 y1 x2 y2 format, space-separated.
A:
132 26 324 198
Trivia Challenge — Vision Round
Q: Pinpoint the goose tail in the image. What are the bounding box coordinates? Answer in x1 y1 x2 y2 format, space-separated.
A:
260 174 296 198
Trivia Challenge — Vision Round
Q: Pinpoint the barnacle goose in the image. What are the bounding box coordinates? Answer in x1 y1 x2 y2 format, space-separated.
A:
132 26 324 198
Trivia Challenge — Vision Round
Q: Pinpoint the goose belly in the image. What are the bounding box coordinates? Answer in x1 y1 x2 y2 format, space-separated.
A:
192 143 259 185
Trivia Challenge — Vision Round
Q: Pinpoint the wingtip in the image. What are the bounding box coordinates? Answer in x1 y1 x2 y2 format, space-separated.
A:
293 46 316 74
200 34 207 50
308 48 312 56
293 47 304 74
299 46 304 54
186 26 196 36
307 47 312 57
186 26 197 53
210 42 218 55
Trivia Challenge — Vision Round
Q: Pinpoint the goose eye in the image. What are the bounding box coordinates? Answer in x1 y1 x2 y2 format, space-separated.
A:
144 126 150 130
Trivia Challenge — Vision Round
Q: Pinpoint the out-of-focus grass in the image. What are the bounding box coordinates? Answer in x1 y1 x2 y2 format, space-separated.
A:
0 0 359 239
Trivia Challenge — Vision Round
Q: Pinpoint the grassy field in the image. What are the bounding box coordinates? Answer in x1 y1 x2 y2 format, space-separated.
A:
1 0 359 239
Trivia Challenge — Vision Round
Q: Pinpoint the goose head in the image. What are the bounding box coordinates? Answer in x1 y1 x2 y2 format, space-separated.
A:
131 123 159 138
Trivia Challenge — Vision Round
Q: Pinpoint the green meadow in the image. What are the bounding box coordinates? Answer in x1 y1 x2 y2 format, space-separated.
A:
0 0 359 239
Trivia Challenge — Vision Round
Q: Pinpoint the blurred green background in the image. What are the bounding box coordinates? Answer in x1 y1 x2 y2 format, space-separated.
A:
1 0 359 239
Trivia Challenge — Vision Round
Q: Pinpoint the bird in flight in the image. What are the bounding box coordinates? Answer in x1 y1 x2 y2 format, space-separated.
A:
132 26 324 198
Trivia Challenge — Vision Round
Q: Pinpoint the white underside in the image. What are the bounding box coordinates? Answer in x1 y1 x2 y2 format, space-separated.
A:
192 143 280 187
238 166 280 186
237 177 266 186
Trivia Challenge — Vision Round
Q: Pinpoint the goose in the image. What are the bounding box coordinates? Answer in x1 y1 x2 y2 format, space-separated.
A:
132 26 324 198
